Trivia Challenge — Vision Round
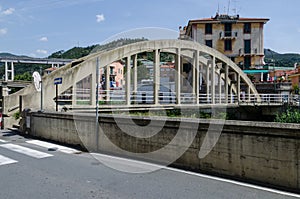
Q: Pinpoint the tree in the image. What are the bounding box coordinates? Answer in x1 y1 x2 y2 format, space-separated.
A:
14 72 33 81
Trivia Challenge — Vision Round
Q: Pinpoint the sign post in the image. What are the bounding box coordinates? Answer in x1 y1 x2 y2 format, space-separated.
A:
54 77 62 111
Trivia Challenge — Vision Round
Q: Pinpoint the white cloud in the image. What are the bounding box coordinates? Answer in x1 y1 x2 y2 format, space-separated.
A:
36 49 48 55
39 36 48 42
96 14 105 23
0 28 7 35
2 8 15 15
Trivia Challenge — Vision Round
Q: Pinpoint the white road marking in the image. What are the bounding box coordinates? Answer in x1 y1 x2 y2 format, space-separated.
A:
91 153 300 198
0 154 18 166
26 140 81 154
0 144 53 159
0 139 8 143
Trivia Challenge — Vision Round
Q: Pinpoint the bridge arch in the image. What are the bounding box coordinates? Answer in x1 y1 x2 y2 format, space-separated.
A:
4 39 259 112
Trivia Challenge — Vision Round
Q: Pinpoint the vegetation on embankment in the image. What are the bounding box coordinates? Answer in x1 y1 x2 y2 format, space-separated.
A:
275 108 300 124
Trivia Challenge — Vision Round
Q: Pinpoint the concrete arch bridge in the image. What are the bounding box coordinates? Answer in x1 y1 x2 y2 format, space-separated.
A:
4 40 261 116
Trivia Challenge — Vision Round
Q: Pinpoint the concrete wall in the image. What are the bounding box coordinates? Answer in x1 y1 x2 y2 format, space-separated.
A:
25 111 300 192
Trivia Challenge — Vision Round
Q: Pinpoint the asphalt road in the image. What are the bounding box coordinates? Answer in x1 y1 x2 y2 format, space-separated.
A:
0 130 298 199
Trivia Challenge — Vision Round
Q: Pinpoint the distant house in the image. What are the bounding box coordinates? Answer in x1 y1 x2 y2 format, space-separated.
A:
180 13 269 70
288 65 300 91
44 67 57 75
100 61 124 89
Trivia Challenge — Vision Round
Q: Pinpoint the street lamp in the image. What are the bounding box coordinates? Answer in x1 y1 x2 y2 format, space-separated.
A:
267 49 276 93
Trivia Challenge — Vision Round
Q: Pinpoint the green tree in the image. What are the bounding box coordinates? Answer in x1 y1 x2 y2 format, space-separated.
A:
14 72 33 81
275 108 300 123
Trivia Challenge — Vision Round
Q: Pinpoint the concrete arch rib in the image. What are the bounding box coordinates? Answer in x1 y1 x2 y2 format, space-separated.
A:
86 39 258 95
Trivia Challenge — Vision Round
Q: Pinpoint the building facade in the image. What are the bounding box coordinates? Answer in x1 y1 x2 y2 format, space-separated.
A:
100 61 124 89
181 14 269 70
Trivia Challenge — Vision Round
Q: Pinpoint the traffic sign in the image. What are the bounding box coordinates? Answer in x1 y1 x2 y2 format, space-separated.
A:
54 77 62 85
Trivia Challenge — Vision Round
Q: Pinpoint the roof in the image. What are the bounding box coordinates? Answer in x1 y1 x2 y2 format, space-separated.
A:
45 67 57 71
189 17 270 24
188 14 269 25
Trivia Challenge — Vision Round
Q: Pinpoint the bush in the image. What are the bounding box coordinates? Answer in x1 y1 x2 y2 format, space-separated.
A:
275 108 300 123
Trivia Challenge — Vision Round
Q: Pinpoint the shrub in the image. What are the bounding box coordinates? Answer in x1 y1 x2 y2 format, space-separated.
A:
275 108 300 123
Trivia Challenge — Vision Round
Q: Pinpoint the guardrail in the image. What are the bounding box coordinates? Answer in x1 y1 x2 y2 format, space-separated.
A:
56 89 300 107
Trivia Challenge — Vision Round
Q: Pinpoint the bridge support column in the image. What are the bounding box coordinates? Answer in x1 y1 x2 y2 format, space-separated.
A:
193 50 199 104
126 56 131 106
206 62 210 103
211 57 216 104
218 72 222 104
133 54 138 104
237 74 241 102
225 64 229 104
105 65 110 103
230 85 233 103
175 48 181 105
154 49 160 105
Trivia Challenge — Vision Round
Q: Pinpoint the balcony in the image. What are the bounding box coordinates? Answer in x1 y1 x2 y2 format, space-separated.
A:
239 48 258 56
219 31 238 39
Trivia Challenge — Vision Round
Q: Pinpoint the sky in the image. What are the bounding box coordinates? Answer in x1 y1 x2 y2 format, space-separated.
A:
0 0 299 57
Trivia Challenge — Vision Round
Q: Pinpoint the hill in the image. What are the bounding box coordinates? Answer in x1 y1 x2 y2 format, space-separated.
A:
264 49 300 67
48 38 148 59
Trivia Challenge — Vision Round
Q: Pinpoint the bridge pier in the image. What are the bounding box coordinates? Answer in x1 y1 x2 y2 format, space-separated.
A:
5 61 15 81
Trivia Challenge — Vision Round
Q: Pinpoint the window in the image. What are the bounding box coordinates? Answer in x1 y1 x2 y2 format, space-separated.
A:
205 40 213 48
205 23 212 34
224 23 232 37
244 23 251 34
110 67 114 75
244 56 251 69
224 39 232 51
244 40 251 54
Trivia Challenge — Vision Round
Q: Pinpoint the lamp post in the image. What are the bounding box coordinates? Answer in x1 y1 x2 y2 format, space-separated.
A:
267 49 276 93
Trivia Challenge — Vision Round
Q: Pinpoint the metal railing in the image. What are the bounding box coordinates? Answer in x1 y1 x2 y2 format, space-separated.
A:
219 31 238 39
239 48 258 56
56 89 300 108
